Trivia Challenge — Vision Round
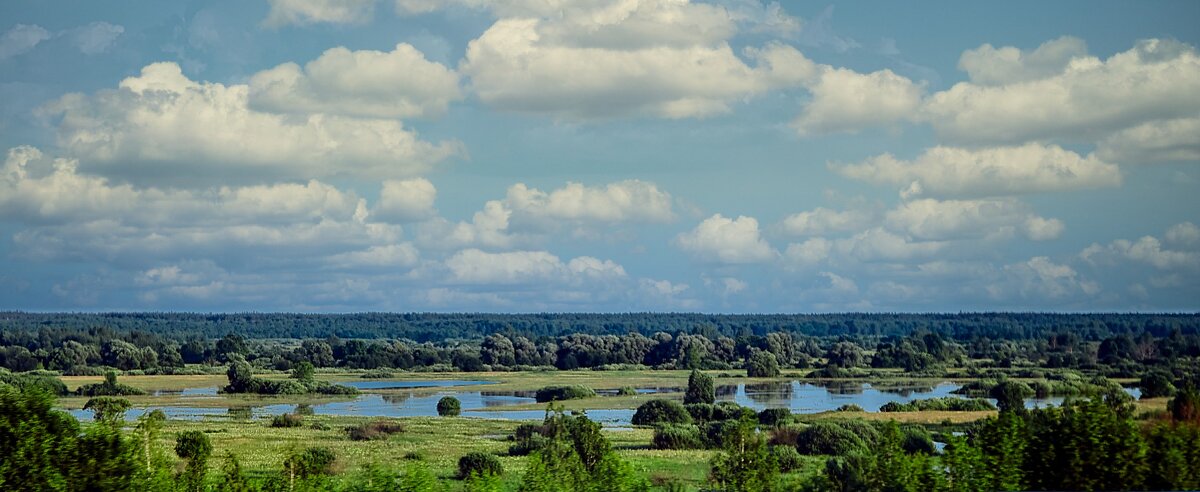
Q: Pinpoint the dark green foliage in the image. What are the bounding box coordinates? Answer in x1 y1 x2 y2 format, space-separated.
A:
652 424 703 450
708 419 779 491
899 426 935 455
283 447 337 480
823 342 865 369
685 401 755 423
834 404 863 412
218 453 253 492
878 397 995 412
1140 370 1177 398
685 369 715 404
346 420 404 441
990 380 1033 413
270 413 304 428
771 445 804 473
290 361 315 382
224 360 356 396
631 399 692 426
76 371 147 396
437 396 461 416
534 385 595 402
758 407 791 427
1144 422 1200 490
794 422 869 456
83 396 131 424
1169 386 1200 423
517 406 648 492
458 452 503 479
175 430 212 492
746 350 781 378
0 386 81 489
0 371 69 395
509 423 551 456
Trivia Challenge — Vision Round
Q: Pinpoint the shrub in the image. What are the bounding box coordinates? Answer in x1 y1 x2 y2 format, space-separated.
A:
878 397 995 412
403 450 426 461
900 426 936 455
458 452 503 479
347 420 404 441
794 422 868 456
702 419 743 448
310 422 330 430
769 425 803 447
271 413 303 428
685 370 715 404
746 351 781 378
0 371 69 396
534 385 595 402
758 408 791 427
652 424 703 450
632 399 692 426
360 369 396 379
616 386 638 396
1141 371 1177 399
772 445 804 472
991 380 1034 413
1170 386 1200 423
284 447 337 479
834 404 864 412
437 396 461 416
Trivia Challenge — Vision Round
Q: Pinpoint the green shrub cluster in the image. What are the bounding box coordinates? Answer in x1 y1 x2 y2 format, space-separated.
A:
457 452 503 479
631 399 691 426
534 385 595 402
346 420 404 441
879 397 996 412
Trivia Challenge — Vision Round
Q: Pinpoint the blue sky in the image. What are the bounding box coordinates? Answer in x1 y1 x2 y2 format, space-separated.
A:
1 0 1197 312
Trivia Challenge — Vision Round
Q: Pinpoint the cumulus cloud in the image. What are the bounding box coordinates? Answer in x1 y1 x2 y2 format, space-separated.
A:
1095 117 1200 163
263 0 376 27
249 43 462 119
1081 232 1200 271
924 39 1200 144
0 24 51 59
505 180 675 227
777 207 872 237
1166 222 1200 247
793 66 923 135
373 178 438 223
676 214 777 264
444 249 625 284
459 2 816 120
41 62 460 185
835 144 1121 198
884 198 1062 242
958 36 1088 85
989 256 1100 301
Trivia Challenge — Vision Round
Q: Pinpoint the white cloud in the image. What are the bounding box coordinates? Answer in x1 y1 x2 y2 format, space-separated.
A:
444 248 625 284
505 180 674 227
415 200 515 250
249 43 462 119
373 178 438 223
263 0 376 27
71 22 124 55
884 198 1062 241
924 39 1200 144
676 214 777 264
41 62 460 185
326 243 420 269
958 36 1087 85
835 143 1121 198
990 256 1100 300
0 24 51 59
1096 117 1200 163
834 228 945 262
1082 235 1200 271
1165 222 1200 247
777 207 871 237
460 4 815 120
793 66 923 135
781 237 831 270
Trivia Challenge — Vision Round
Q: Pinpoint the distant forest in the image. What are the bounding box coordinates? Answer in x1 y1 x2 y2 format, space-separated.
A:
2 312 1197 342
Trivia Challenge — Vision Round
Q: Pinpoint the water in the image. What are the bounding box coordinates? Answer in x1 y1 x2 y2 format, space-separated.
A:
67 379 1139 426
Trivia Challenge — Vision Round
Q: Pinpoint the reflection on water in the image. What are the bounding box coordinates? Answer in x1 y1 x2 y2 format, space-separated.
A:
67 379 1140 427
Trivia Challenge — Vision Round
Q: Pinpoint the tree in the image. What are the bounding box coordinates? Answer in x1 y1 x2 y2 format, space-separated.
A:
291 361 315 382
708 419 778 491
438 396 461 417
84 396 131 425
1140 371 1177 399
746 351 780 378
1170 386 1200 423
175 431 212 492
990 380 1032 414
685 369 715 405
824 342 865 369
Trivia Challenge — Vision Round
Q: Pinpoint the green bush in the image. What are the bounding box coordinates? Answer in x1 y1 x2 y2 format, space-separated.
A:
746 351 781 378
284 447 337 479
900 426 935 455
878 397 995 412
0 371 70 396
1140 371 1177 399
360 369 396 379
76 371 147 397
834 403 864 412
437 396 461 416
270 413 303 428
457 452 503 479
685 369 715 404
616 386 638 396
772 445 804 472
794 422 869 456
632 399 692 426
652 424 704 450
702 419 743 449
534 385 595 402
758 407 791 427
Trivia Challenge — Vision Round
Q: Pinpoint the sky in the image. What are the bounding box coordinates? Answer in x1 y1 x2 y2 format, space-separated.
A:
0 0 1197 313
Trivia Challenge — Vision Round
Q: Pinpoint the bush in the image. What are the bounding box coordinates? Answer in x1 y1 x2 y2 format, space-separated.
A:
534 385 595 402
360 369 396 379
1141 371 1177 399
271 413 303 428
75 372 147 397
758 408 791 427
617 386 638 396
284 447 337 479
702 419 743 449
403 451 426 461
834 404 864 412
347 420 404 441
900 426 936 455
0 371 69 396
653 424 703 450
458 452 503 479
772 445 804 472
437 396 461 416
794 422 869 456
878 397 996 412
746 351 781 378
632 399 692 426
